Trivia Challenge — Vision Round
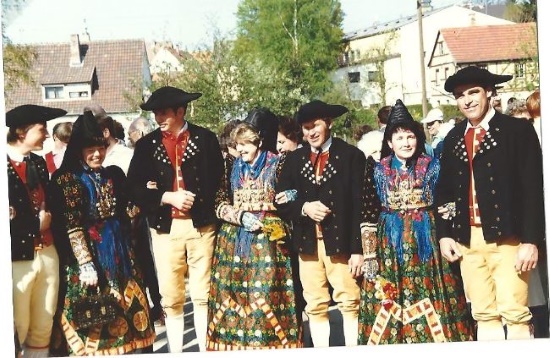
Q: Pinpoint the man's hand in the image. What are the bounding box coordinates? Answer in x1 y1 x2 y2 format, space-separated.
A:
162 189 196 211
348 254 364 279
515 243 538 273
302 201 331 222
439 237 462 262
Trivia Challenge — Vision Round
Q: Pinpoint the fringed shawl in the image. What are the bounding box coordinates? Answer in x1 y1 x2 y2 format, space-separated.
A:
230 151 279 258
79 164 132 290
374 154 440 264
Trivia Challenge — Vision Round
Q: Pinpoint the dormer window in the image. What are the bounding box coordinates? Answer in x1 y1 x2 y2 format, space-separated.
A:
45 86 64 99
43 82 91 101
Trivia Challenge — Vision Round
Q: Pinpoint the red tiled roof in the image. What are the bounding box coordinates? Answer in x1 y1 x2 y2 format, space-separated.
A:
440 22 537 64
5 38 150 115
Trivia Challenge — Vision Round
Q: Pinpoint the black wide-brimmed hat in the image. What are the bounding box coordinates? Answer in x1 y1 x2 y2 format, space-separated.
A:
243 107 279 153
6 104 67 128
140 86 202 111
381 99 426 159
295 100 348 125
444 66 513 93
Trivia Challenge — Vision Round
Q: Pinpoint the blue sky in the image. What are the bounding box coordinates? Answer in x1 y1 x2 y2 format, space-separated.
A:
4 0 459 49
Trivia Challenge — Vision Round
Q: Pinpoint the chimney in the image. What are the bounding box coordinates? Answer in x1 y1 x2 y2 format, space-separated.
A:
70 34 82 67
469 12 476 25
80 31 91 43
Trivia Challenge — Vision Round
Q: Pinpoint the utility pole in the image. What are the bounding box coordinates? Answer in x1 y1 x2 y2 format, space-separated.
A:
417 0 429 118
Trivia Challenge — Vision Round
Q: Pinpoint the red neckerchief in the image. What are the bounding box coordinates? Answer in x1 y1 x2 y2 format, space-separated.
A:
464 126 486 226
161 130 191 218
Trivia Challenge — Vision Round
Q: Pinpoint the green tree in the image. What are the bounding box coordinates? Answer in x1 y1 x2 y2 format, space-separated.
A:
234 0 345 103
504 0 537 22
150 33 308 133
2 44 37 100
2 0 37 102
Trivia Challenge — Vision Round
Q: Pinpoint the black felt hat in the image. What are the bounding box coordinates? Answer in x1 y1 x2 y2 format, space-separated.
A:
386 99 415 127
295 100 348 125
61 111 107 171
444 66 512 93
60 111 107 170
381 99 426 160
140 86 202 111
6 104 67 128
243 107 279 153
69 111 106 149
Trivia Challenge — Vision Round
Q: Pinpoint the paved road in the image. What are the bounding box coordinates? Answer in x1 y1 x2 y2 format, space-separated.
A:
151 296 345 353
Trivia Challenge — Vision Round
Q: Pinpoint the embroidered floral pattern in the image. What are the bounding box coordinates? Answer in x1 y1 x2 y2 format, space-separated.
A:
207 151 301 349
358 154 473 345
373 275 398 310
48 167 155 356
261 216 288 244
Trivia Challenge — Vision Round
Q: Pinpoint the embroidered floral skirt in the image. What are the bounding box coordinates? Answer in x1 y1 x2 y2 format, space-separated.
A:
49 263 155 356
358 211 474 345
206 222 302 350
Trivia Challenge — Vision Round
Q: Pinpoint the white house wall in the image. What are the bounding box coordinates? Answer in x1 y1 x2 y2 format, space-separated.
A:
150 48 184 74
339 5 512 108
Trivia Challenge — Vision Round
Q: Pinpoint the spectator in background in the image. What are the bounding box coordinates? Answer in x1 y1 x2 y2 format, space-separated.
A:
113 119 127 146
525 88 548 338
277 115 303 154
505 96 518 115
421 108 454 159
490 86 503 113
507 98 531 120
44 121 72 176
127 116 155 148
526 89 541 144
353 124 374 142
96 114 134 174
218 120 242 193
356 129 383 162
219 119 241 160
376 106 392 133
421 108 444 146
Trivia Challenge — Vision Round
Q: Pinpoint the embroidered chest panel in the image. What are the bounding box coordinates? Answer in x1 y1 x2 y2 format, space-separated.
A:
152 135 201 166
182 136 200 162
452 128 500 163
376 155 437 211
299 154 338 185
232 187 276 211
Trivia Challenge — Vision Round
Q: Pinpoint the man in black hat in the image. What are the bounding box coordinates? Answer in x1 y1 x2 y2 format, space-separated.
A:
435 66 545 340
127 86 224 352
275 100 365 347
6 104 67 357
